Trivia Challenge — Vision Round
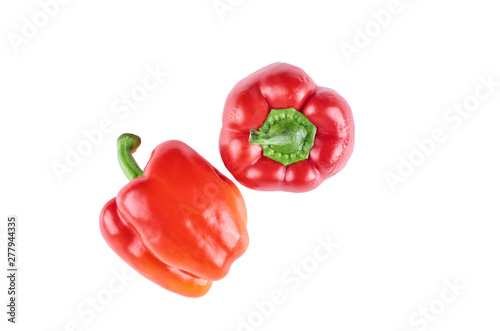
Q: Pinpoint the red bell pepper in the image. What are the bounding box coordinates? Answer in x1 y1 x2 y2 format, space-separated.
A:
219 62 355 192
100 134 249 297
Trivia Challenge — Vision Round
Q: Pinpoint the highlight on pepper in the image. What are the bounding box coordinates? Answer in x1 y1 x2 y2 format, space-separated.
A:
219 62 355 192
100 133 249 298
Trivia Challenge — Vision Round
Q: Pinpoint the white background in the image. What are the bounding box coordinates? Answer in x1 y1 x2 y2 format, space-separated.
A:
1 0 499 330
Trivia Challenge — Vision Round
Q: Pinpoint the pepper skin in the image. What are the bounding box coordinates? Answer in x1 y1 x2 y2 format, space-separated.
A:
219 62 355 192
100 134 249 297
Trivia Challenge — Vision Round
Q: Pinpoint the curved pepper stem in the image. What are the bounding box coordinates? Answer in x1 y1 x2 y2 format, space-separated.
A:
249 108 317 166
117 133 144 181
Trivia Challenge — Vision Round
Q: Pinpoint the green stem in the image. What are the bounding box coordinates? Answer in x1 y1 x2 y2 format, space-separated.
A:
248 108 317 166
117 133 144 181
249 129 294 146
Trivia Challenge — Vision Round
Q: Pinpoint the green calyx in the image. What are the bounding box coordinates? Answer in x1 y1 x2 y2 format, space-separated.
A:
249 108 317 166
117 133 144 181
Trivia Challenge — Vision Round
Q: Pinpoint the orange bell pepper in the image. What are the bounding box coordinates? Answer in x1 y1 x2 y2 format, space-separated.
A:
100 134 249 297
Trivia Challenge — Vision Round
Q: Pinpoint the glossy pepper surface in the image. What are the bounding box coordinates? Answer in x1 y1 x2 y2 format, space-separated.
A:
219 62 355 192
100 134 249 297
